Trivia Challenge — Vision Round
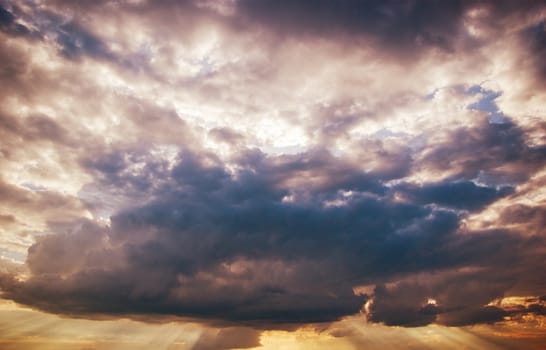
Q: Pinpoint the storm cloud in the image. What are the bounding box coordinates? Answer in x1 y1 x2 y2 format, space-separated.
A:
2 137 545 326
0 0 544 340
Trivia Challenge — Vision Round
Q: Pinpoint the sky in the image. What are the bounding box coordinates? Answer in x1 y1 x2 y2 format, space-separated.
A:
0 0 545 349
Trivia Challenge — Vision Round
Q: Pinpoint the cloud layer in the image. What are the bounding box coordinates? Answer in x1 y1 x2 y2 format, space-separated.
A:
0 0 545 332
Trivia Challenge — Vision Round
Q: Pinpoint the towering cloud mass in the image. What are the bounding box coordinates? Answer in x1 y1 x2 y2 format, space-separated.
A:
0 0 545 340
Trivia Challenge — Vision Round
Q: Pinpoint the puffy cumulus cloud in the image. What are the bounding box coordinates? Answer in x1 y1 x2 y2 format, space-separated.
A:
1 145 545 326
0 0 544 336
363 263 546 327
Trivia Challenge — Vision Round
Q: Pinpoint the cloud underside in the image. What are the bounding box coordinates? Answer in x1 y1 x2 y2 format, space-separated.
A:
0 0 545 330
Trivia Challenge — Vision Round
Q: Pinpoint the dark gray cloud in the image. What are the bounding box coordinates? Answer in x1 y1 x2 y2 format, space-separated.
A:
4 0 545 66
0 0 133 64
0 1 112 60
396 180 514 211
419 119 546 182
237 0 466 52
522 20 546 82
53 20 113 60
439 306 508 326
236 0 546 56
1 130 545 326
0 4 33 37
0 0 545 334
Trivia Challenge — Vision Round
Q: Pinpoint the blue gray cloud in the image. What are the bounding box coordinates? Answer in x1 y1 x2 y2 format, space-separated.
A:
0 0 544 333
